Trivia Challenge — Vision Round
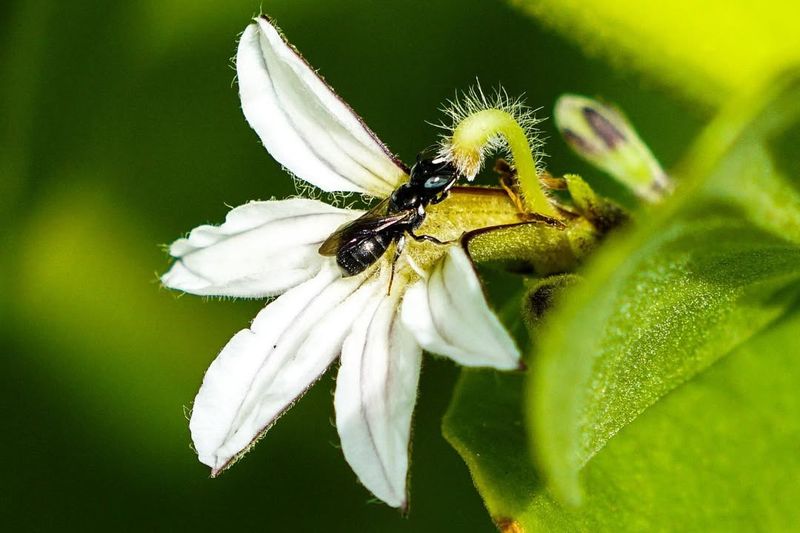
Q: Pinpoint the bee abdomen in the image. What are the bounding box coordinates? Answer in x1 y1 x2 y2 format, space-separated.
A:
337 232 393 276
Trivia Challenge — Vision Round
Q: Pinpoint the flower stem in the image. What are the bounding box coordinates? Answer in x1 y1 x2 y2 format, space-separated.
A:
450 109 558 218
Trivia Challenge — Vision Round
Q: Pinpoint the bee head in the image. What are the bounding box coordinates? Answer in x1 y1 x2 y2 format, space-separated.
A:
409 155 459 197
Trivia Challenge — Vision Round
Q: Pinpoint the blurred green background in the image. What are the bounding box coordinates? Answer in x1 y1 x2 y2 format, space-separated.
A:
0 0 700 530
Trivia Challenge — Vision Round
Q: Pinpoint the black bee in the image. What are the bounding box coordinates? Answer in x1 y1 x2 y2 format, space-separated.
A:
319 156 460 277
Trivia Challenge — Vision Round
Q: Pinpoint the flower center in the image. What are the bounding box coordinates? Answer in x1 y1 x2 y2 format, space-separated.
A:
391 186 523 282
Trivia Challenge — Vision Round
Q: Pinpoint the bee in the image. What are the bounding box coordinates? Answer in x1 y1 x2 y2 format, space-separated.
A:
319 156 459 280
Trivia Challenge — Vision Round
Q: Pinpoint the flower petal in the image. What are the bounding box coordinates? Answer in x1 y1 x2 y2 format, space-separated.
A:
189 262 383 474
401 247 520 369
237 17 407 196
162 198 360 298
335 293 421 509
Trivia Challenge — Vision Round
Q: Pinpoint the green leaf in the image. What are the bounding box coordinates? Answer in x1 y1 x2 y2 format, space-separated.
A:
511 0 800 106
443 71 800 527
530 70 800 503
445 309 800 531
443 370 535 529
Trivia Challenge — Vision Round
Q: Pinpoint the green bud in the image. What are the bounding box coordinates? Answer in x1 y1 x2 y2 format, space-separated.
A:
522 274 583 329
554 95 672 202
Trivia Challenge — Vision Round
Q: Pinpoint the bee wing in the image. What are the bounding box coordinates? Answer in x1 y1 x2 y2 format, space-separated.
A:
319 199 414 256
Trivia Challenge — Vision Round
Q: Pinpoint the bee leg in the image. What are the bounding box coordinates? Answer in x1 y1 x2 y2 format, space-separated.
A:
408 231 455 246
387 236 405 295
430 191 450 205
499 173 527 214
493 159 526 213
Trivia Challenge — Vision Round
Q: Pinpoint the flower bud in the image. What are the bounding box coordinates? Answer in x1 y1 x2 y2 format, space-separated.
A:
554 95 672 202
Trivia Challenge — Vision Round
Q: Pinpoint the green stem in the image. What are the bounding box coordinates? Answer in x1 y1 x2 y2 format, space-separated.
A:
450 109 558 217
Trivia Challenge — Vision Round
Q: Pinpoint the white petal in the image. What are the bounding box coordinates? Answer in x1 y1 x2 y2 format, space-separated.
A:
189 263 383 473
401 247 520 369
237 17 407 196
335 293 421 509
162 198 360 298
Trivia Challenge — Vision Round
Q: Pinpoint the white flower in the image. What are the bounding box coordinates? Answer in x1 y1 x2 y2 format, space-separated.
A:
162 16 520 510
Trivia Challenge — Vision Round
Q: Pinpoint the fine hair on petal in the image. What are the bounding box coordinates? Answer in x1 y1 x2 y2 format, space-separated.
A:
288 172 358 208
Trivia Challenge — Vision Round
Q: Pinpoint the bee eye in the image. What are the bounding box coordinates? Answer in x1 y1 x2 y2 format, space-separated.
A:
424 175 451 189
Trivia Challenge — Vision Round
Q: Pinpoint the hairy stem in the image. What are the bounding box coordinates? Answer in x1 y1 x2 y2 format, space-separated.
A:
449 109 558 218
